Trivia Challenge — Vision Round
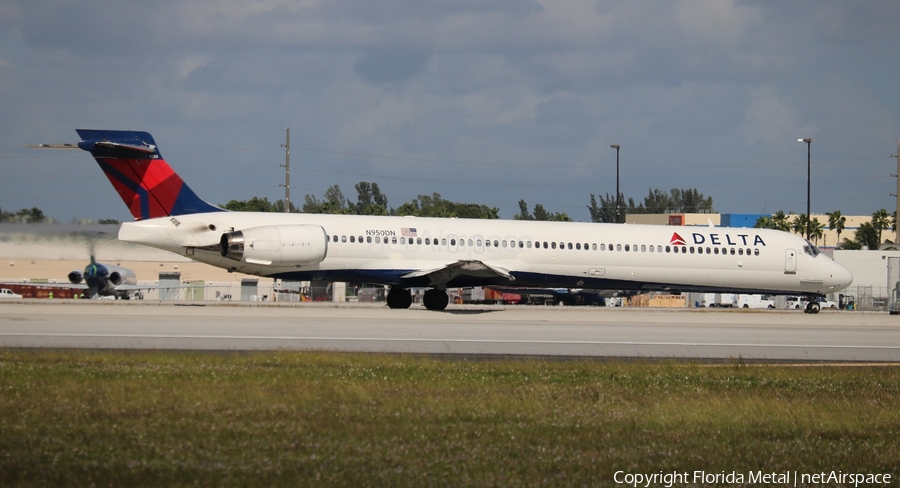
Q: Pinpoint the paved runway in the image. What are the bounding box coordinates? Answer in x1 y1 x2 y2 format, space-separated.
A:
2 301 900 362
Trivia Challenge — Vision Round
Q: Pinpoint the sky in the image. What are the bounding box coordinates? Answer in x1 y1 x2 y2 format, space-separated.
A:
1 0 899 224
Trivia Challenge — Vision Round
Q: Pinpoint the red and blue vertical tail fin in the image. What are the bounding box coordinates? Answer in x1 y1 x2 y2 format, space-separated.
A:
75 129 224 221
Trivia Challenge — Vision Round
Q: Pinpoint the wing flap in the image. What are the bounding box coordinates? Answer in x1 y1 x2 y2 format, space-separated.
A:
401 260 515 286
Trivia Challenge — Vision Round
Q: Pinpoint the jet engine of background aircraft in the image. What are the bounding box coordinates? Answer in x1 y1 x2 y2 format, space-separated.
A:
219 225 328 267
67 257 137 298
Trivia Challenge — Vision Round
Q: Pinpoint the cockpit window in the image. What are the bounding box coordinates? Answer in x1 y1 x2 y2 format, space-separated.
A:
803 241 821 257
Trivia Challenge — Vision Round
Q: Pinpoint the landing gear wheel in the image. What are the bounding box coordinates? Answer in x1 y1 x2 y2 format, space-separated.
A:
387 287 412 309
805 301 821 314
423 289 450 311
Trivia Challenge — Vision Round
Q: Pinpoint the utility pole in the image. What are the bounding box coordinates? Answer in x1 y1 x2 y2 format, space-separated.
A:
896 139 899 245
610 144 621 223
281 128 290 213
798 137 812 240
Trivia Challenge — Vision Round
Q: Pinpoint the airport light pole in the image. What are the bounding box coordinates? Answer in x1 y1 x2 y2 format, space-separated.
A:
798 137 812 240
610 144 621 223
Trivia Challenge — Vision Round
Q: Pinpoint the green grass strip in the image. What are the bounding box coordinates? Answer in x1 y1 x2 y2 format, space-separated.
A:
0 350 898 487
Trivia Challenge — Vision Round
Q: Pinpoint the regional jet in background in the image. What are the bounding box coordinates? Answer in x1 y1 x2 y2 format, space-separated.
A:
1 255 165 299
66 255 139 299
31 130 853 312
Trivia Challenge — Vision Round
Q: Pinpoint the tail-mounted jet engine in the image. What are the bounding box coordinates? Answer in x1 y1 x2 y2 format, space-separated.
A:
219 225 328 267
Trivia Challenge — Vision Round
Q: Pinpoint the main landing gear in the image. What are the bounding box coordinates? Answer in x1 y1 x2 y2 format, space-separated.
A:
386 287 450 311
386 287 412 309
422 289 450 311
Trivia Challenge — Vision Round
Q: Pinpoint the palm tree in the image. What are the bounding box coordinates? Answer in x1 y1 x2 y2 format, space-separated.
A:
872 209 891 246
790 213 808 236
809 218 825 245
771 211 791 232
827 210 846 245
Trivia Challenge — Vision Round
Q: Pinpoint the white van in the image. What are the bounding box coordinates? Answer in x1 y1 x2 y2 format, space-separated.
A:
736 294 775 309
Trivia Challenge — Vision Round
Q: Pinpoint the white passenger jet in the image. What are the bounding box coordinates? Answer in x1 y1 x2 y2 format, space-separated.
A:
36 130 852 312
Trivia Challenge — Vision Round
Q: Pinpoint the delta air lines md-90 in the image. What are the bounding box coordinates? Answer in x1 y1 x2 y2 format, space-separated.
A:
33 130 852 312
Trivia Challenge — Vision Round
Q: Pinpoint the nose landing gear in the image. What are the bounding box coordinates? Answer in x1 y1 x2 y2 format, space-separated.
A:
804 299 821 314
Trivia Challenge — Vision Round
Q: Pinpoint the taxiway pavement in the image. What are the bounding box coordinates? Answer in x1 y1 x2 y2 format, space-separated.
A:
1 301 899 362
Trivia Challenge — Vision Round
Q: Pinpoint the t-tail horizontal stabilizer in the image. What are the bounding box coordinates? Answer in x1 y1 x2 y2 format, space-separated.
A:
29 130 224 221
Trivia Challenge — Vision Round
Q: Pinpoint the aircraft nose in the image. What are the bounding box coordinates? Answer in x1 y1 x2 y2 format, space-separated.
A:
830 262 853 292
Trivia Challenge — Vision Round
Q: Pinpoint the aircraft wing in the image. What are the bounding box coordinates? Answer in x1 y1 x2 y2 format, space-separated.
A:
401 260 515 287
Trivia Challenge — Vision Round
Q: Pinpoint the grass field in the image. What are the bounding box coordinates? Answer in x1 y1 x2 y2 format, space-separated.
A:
1 350 898 486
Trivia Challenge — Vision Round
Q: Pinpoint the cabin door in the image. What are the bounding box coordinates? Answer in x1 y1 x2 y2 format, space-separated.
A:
784 249 797 274
474 235 485 254
448 234 458 253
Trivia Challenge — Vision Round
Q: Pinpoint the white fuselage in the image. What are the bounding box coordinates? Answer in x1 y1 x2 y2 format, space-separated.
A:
119 212 853 295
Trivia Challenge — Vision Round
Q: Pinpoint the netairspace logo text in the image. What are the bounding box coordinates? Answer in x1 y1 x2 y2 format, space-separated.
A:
614 470 892 487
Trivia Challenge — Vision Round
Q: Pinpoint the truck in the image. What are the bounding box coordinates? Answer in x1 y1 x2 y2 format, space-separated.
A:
0 288 24 299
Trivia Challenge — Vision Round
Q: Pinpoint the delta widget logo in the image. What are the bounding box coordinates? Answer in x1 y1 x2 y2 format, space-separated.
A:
670 232 686 246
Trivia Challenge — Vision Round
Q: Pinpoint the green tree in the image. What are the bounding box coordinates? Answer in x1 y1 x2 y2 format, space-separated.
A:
853 222 880 250
517 201 571 222
396 193 498 219
515 200 534 221
353 182 389 216
587 193 620 223
223 196 276 212
827 210 846 244
754 216 773 229
5 207 50 223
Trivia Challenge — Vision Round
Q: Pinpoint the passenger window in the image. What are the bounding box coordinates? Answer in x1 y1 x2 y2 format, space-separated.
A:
599 244 604 251
567 243 572 250
624 244 630 251
519 241 524 248
543 242 549 249
649 245 654 253
358 236 363 243
341 236 347 243
673 246 679 254
527 242 532 249
551 242 557 249
633 244 638 252
350 236 356 243
502 240 508 248
333 235 338 243
730 248 735 255
425 238 430 245
477 239 483 247
616 244 622 251
714 247 719 255
450 239 456 246
641 245 646 252
367 236 372 243
441 238 446 245
417 238 422 245
400 237 405 244
754 249 760 256
739 248 744 255
576 243 581 250
494 240 499 247
666 246 670 253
